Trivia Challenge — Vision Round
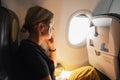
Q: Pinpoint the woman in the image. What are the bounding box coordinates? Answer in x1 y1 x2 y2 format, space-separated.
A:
13 6 56 80
12 6 100 80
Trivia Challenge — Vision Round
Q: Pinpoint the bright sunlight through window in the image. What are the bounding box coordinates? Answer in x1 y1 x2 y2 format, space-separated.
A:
68 15 90 46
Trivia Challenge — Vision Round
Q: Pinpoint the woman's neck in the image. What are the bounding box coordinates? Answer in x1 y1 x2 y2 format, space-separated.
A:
28 35 43 45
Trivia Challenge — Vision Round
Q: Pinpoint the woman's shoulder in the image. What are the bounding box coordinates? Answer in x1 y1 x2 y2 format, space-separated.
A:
19 39 37 48
18 39 45 54
18 39 37 53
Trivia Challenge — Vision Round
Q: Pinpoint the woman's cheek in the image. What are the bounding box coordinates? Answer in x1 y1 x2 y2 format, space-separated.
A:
42 31 51 39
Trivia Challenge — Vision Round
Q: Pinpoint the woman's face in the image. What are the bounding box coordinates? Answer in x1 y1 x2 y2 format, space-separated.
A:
42 18 54 40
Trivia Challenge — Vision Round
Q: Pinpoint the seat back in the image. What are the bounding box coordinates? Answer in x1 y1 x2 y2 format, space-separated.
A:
0 6 19 80
87 13 120 80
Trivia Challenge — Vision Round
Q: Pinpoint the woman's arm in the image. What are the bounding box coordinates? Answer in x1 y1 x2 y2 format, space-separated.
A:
45 36 57 67
41 75 52 80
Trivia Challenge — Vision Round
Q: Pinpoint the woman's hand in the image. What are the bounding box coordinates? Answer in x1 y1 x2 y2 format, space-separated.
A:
45 36 56 51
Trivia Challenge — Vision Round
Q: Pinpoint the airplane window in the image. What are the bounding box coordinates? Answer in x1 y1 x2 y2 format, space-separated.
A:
68 10 91 47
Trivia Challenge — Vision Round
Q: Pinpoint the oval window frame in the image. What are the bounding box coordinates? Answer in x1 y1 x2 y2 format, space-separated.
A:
66 9 92 47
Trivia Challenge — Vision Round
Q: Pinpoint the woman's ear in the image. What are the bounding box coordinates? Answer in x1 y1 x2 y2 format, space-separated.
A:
37 23 44 32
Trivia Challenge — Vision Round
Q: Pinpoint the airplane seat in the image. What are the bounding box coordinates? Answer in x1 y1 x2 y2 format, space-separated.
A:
0 6 19 80
87 13 120 80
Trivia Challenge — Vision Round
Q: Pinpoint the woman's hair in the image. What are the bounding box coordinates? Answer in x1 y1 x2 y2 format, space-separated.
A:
22 6 54 32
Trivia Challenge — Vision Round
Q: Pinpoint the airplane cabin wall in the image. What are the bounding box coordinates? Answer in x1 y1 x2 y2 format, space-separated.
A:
56 0 100 70
1 0 113 70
